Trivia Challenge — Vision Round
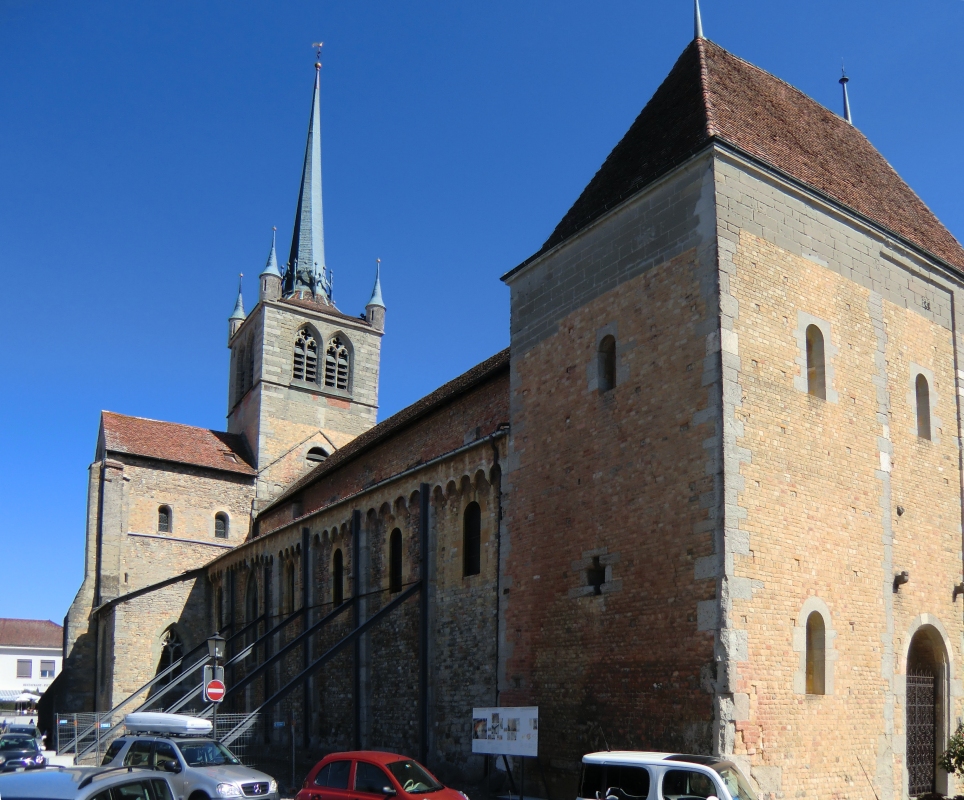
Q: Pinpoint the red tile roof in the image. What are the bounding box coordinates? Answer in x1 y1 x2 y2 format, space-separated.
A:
101 412 255 476
0 619 62 648
537 39 964 272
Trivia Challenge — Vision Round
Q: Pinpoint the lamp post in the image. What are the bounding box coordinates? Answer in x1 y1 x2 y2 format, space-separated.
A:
207 633 226 739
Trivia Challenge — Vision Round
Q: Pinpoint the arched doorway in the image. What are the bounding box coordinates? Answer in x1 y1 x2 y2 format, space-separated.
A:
906 627 948 796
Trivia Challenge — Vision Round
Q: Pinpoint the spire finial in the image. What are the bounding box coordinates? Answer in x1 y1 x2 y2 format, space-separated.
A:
839 61 852 125
695 0 704 40
313 41 323 70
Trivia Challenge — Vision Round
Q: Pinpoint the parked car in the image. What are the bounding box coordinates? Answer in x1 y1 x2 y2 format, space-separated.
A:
7 724 43 741
297 751 469 800
0 764 176 800
0 733 46 771
102 713 278 800
578 751 758 800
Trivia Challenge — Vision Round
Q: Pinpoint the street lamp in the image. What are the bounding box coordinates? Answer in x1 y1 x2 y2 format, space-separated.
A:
207 633 226 740
207 633 226 661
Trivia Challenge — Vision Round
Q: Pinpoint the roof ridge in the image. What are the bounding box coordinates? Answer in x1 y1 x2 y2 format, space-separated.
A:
102 410 232 437
695 38 717 138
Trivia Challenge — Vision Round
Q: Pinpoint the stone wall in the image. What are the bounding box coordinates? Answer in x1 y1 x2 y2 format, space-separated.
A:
501 153 722 794
715 149 964 800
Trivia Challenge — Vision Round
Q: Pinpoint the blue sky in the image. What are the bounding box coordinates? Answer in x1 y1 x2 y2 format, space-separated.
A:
1 1 962 623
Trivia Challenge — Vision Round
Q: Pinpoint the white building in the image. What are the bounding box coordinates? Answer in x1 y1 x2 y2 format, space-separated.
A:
0 619 63 703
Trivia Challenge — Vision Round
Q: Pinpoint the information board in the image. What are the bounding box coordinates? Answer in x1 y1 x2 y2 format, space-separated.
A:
471 706 538 757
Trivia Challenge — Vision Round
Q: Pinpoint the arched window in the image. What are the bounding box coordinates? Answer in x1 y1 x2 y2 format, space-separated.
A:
324 336 351 390
332 549 344 606
598 335 616 393
215 513 229 539
156 628 183 687
214 586 223 630
805 325 826 399
389 529 403 593
463 502 481 577
293 327 318 383
806 611 826 695
916 374 932 440
158 506 172 533
306 446 328 465
283 560 296 615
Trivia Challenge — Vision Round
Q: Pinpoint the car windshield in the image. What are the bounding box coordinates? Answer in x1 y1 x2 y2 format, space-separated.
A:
386 760 443 793
0 736 35 751
709 764 757 800
175 741 240 767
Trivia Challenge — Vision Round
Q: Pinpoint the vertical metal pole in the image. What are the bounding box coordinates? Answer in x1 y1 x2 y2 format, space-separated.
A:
228 570 237 707
418 483 430 765
352 509 362 751
95 712 101 763
263 562 272 744
302 527 311 749
291 709 296 788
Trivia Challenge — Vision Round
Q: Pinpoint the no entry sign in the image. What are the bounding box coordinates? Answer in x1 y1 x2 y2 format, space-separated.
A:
204 679 226 703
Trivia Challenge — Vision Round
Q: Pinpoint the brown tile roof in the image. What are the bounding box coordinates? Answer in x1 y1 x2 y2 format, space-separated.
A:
101 411 256 476
259 348 511 516
0 619 62 648
535 39 964 272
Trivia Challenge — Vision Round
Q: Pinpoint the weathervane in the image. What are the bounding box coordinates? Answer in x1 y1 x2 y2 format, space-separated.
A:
313 41 324 69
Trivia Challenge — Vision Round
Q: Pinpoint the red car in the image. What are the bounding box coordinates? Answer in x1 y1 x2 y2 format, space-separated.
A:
297 751 468 800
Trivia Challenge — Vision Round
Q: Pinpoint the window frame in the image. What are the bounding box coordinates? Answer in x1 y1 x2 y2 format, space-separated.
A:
793 313 838 403
793 597 835 696
158 505 172 534
16 659 32 679
323 335 352 392
214 513 229 539
598 334 617 393
40 660 55 678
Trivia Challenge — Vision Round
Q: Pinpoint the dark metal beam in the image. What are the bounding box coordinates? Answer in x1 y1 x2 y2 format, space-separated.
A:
352 509 362 750
419 483 430 764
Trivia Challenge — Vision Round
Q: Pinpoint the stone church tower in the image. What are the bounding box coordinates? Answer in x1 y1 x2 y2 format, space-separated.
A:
51 59 384 714
225 60 385 505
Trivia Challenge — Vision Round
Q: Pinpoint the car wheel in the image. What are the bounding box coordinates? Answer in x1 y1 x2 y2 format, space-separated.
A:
189 792 211 800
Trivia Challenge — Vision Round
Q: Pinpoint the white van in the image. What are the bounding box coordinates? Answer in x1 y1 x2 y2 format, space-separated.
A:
578 752 757 800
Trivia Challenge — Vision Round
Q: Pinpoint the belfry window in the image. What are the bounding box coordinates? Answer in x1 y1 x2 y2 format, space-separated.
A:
463 502 481 577
324 337 350 391
805 325 826 399
158 506 172 533
598 335 616 393
389 528 403 593
916 374 932 440
293 327 319 383
215 513 229 539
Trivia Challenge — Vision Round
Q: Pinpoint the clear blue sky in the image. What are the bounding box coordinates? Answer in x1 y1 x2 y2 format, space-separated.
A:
2 1 962 623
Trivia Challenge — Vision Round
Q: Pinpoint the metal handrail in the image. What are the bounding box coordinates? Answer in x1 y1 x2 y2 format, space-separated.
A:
220 584 419 744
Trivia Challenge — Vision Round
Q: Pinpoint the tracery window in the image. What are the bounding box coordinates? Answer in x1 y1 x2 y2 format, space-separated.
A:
324 336 351 390
293 327 319 383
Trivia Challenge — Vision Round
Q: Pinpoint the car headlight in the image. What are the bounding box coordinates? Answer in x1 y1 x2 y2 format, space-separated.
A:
36 755 44 764
269 780 278 794
0 756 7 764
217 784 243 797
459 793 470 800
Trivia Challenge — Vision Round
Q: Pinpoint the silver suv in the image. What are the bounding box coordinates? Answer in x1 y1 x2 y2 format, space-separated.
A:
0 764 177 800
102 736 278 800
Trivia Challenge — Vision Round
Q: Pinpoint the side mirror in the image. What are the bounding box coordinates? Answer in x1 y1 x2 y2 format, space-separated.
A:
158 759 182 774
382 788 397 797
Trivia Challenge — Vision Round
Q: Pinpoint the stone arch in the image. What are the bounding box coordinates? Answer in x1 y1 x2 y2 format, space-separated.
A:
792 596 837 695
903 615 955 797
474 468 490 491
459 474 472 496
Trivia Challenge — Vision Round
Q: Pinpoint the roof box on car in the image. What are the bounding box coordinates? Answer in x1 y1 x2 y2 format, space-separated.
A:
124 712 213 735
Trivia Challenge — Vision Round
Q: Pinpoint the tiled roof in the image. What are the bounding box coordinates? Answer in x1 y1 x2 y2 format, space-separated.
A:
0 619 62 648
260 348 511 515
537 39 964 272
101 412 255 476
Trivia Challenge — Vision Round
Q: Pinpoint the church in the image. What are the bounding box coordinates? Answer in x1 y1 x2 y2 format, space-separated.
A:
46 13 964 800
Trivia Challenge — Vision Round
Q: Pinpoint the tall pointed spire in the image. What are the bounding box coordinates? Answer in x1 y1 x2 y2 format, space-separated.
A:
839 65 852 125
285 50 329 300
694 0 704 40
228 273 246 340
260 227 282 279
367 258 385 308
366 259 386 332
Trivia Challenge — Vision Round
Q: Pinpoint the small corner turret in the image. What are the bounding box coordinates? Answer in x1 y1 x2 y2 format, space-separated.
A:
259 228 283 302
228 274 246 342
366 258 386 332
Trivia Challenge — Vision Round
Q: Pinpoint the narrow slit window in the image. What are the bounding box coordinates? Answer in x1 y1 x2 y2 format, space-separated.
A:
805 611 826 695
463 502 481 577
293 327 318 383
805 325 826 399
598 335 616 393
324 337 351 390
158 506 172 533
916 374 932 440
389 528 403 593
333 549 344 606
215 513 228 539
